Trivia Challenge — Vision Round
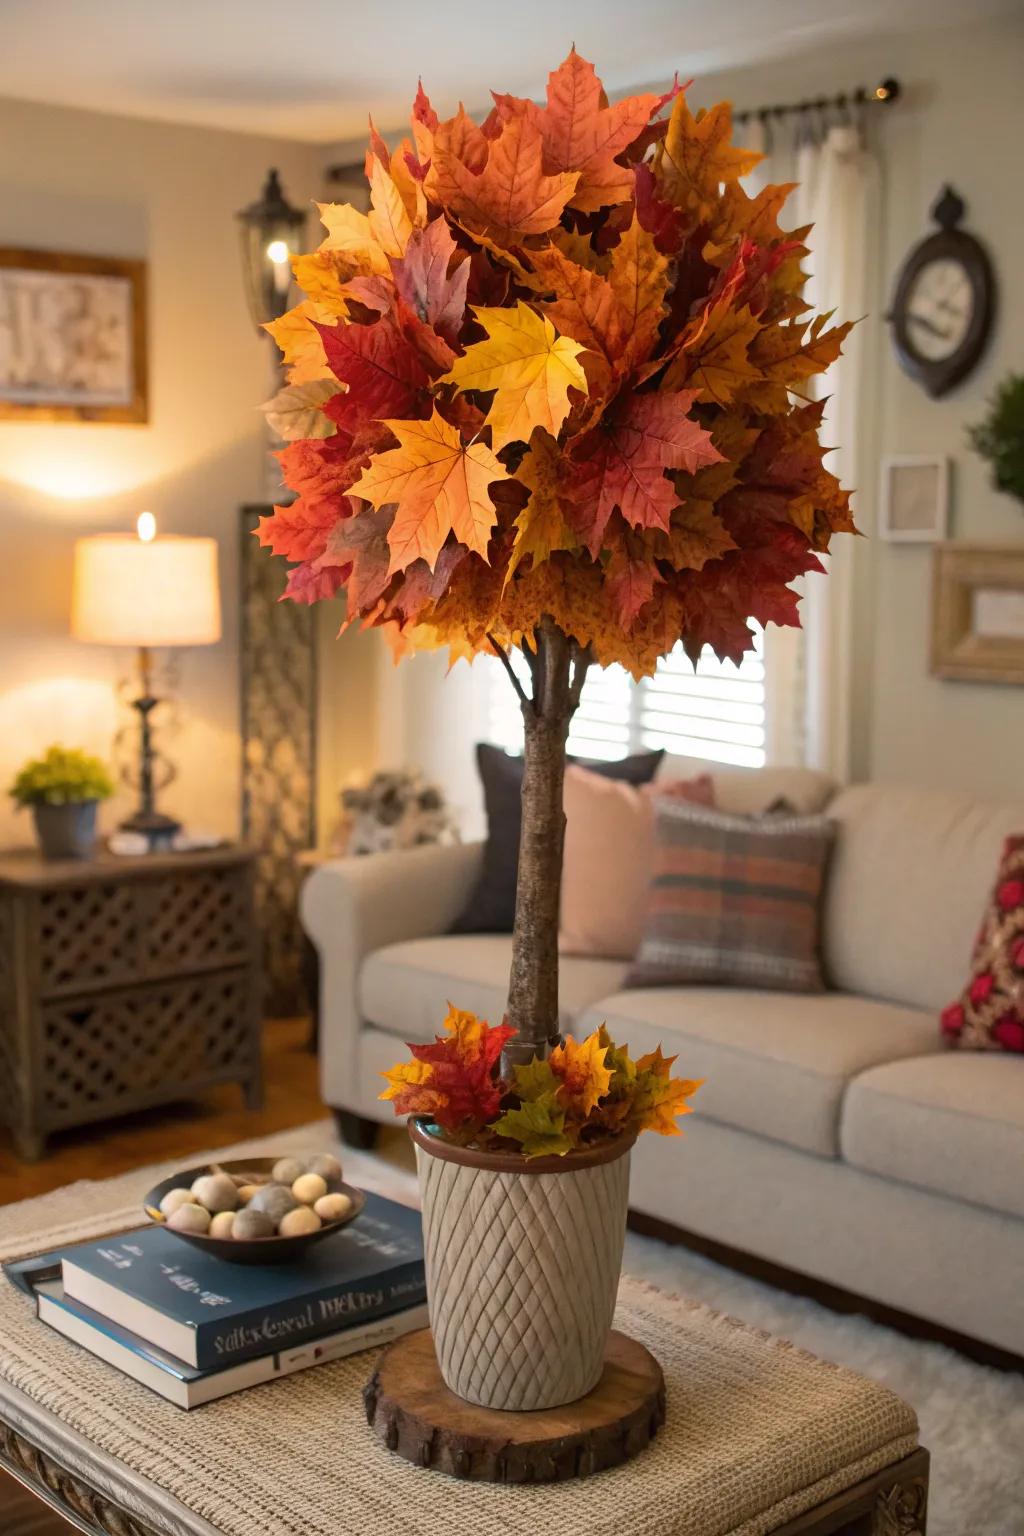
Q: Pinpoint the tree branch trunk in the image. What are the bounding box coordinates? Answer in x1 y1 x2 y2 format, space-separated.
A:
502 619 577 1073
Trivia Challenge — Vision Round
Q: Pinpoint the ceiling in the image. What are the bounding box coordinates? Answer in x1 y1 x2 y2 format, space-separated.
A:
0 0 1017 144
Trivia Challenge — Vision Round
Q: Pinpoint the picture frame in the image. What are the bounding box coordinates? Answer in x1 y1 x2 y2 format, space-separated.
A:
0 248 147 423
931 543 1024 684
879 455 950 543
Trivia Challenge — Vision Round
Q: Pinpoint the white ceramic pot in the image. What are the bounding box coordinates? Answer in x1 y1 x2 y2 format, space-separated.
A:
411 1119 634 1410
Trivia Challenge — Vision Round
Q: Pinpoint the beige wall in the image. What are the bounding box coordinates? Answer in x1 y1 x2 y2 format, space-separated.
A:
0 96 320 846
688 17 1024 799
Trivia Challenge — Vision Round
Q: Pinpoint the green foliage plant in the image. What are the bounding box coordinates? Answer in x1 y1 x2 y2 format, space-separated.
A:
968 372 1024 505
8 746 115 807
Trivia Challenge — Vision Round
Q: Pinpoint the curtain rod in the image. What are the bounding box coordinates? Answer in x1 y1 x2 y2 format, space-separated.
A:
326 76 902 180
733 77 900 126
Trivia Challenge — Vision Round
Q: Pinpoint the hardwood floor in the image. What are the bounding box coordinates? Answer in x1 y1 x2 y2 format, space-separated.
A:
0 1017 325 1207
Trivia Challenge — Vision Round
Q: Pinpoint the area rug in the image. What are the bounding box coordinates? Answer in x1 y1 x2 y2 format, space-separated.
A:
2 1121 1020 1536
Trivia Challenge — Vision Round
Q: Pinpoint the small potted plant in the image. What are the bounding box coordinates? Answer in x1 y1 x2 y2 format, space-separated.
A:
969 372 1024 507
253 51 854 1416
9 746 114 860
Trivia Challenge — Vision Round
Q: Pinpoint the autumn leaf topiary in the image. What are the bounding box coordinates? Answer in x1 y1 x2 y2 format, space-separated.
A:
258 50 856 1073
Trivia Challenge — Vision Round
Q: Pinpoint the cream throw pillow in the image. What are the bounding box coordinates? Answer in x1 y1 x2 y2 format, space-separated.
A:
559 765 715 959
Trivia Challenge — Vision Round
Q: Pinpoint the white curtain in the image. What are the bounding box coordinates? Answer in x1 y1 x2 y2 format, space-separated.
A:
755 116 879 777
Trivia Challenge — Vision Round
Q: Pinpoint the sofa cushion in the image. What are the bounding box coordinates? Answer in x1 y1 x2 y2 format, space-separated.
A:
626 801 835 994
823 783 1024 1013
657 756 835 816
360 935 627 1042
575 987 941 1158
841 1054 1024 1221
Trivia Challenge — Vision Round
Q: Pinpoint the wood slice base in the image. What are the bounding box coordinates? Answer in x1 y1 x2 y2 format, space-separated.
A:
363 1328 665 1482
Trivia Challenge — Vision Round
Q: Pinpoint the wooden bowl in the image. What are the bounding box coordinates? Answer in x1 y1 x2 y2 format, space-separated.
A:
144 1157 366 1265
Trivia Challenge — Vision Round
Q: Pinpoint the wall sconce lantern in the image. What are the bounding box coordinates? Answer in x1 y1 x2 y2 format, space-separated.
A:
236 168 306 331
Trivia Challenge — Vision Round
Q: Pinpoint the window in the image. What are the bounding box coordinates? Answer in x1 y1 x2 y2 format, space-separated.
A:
486 631 766 767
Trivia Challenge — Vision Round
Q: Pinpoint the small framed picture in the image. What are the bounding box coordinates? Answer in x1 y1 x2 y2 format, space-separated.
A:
931 544 1024 685
0 248 147 423
879 455 950 543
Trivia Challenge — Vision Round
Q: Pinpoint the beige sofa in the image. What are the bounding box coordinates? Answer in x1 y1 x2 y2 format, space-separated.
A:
302 769 1024 1359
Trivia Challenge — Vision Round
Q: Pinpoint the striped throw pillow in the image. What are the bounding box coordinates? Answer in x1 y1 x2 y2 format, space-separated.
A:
626 800 835 993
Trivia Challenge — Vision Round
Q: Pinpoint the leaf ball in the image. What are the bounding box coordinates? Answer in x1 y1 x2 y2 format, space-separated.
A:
305 1153 342 1183
272 1157 306 1185
159 1187 196 1218
248 1183 299 1223
233 1208 275 1240
278 1206 322 1237
167 1203 211 1234
314 1192 352 1222
292 1173 328 1205
191 1173 240 1213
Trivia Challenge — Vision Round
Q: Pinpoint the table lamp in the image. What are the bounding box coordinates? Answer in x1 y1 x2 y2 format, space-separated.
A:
71 513 221 845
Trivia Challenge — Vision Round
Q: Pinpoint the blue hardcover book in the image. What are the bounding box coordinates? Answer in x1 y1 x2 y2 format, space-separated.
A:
34 1280 429 1409
59 1192 425 1369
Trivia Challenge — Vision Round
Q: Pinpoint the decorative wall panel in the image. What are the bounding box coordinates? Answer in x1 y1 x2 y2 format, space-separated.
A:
240 504 317 1017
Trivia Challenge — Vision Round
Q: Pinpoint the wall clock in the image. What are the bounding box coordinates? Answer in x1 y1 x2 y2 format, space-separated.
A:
888 186 995 398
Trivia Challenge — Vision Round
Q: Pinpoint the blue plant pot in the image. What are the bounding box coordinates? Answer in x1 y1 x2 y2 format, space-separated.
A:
32 801 99 860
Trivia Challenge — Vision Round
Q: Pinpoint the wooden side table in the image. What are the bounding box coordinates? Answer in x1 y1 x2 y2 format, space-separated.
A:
0 846 262 1161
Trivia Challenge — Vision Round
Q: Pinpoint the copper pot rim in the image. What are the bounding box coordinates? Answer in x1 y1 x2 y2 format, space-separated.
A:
408 1117 637 1175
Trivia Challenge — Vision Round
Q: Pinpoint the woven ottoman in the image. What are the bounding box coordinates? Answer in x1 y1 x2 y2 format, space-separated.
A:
0 1129 928 1536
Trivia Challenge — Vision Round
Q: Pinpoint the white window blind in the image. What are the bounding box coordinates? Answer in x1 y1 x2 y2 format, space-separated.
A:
486 630 766 768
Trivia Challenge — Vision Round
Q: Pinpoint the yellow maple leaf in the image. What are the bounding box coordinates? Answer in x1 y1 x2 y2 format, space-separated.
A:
607 216 670 369
549 1030 614 1117
316 200 391 276
367 154 413 258
657 95 762 218
350 408 509 574
263 300 335 384
663 302 763 404
507 429 579 581
379 1056 434 1102
441 302 589 451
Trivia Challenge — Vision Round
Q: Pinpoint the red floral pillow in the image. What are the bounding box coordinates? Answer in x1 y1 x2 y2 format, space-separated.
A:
941 836 1024 1053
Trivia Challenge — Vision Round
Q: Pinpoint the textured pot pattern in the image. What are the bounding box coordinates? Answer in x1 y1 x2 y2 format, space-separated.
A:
414 1132 631 1411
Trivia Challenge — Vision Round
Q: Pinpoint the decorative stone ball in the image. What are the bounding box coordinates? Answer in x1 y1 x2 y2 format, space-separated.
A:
291 1173 328 1206
313 1192 352 1223
272 1157 306 1186
209 1211 236 1239
305 1153 343 1183
159 1188 197 1218
237 1183 262 1203
248 1183 299 1224
191 1173 240 1214
278 1206 322 1237
233 1208 275 1240
167 1203 211 1235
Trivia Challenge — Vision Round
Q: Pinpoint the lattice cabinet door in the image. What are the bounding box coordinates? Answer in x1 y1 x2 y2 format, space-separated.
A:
0 847 262 1161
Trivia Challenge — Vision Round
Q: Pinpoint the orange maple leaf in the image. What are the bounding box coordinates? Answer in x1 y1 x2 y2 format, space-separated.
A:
433 110 579 247
549 1030 614 1118
539 48 663 212
657 94 762 218
349 408 509 573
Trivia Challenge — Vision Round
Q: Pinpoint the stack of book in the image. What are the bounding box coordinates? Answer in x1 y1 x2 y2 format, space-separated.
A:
6 1191 427 1408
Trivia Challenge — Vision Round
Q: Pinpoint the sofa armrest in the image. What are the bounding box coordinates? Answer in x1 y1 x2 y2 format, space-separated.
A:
301 841 483 1115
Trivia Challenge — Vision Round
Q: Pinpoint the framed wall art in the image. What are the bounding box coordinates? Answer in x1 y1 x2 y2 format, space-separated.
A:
879 455 950 543
0 248 147 423
931 543 1024 684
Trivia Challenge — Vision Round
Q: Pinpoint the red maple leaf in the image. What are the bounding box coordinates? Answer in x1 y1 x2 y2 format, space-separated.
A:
568 392 722 552
316 312 430 422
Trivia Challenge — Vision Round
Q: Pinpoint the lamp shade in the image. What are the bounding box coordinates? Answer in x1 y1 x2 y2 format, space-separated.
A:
71 534 221 648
